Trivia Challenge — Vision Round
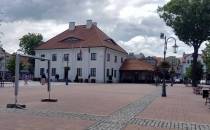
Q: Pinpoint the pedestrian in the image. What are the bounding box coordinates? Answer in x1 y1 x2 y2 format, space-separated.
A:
171 77 174 87
184 77 188 87
154 76 158 87
55 74 59 81
41 73 46 85
24 74 29 85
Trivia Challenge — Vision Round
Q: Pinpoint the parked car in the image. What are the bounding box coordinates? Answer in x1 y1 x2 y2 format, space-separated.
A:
174 78 181 83
200 80 206 84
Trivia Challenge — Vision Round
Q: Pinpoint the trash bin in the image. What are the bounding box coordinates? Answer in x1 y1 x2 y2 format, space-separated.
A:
203 90 209 99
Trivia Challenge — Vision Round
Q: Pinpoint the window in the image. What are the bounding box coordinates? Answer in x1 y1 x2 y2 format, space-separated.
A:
41 54 45 57
61 37 81 43
52 68 56 76
52 54 57 61
107 53 110 62
77 68 82 76
111 68 114 76
77 52 82 61
106 69 109 77
90 68 96 77
64 54 69 61
114 70 117 78
41 54 45 61
114 56 117 63
121 57 124 63
40 68 45 75
105 39 117 45
91 53 96 60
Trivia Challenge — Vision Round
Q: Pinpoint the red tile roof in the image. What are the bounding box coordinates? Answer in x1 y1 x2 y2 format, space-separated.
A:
120 59 154 71
35 25 127 53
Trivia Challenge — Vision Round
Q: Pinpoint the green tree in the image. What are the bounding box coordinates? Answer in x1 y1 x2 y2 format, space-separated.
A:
185 62 204 82
158 0 210 87
203 41 210 73
19 33 43 74
7 57 25 76
19 33 43 55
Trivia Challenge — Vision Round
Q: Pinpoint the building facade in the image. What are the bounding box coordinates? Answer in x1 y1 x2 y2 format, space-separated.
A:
0 47 11 79
120 59 155 83
34 20 127 83
181 53 206 78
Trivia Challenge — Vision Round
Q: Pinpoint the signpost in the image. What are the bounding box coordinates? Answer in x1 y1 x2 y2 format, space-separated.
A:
7 53 57 109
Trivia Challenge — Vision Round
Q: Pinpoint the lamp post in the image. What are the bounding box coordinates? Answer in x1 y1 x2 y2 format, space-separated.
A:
170 56 176 87
160 33 178 97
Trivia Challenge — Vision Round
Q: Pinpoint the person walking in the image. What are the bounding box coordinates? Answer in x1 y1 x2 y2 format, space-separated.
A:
41 73 46 85
24 74 29 85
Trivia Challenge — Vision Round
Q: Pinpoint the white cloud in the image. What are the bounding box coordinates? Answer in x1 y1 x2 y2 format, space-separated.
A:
0 20 66 53
0 0 206 57
118 35 206 57
119 4 157 21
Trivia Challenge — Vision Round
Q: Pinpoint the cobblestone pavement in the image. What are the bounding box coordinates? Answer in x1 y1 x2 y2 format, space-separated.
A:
0 107 108 121
85 90 160 130
128 118 210 130
1 107 209 130
0 84 210 130
138 86 210 124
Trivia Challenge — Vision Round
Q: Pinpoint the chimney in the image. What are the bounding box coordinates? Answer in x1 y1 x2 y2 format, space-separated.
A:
93 22 97 26
86 20 93 29
69 22 75 31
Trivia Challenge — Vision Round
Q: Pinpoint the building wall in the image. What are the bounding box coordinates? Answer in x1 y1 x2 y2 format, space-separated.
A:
105 48 127 83
182 54 206 78
35 47 127 83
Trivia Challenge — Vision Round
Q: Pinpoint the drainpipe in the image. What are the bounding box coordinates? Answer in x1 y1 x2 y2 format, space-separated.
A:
104 47 107 83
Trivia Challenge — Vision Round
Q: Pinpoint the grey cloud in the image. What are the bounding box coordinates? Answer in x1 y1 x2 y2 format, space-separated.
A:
134 0 165 7
110 16 168 41
1 0 110 22
0 0 188 57
1 0 168 39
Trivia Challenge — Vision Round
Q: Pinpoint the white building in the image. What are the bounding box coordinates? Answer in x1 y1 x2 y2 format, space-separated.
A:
34 20 127 83
181 53 206 78
0 47 11 78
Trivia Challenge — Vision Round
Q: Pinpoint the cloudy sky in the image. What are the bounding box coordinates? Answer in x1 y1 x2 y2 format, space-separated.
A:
0 0 206 57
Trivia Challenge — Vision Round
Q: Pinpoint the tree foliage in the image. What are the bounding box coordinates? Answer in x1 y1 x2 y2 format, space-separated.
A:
158 0 210 46
6 57 25 76
159 61 171 69
185 62 204 81
19 33 43 55
203 41 210 73
158 0 210 87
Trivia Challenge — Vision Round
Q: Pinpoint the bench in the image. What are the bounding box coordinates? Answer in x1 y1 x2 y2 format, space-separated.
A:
193 87 202 95
203 90 210 105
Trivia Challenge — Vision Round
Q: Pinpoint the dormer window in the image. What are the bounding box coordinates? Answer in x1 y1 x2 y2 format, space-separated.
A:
61 37 81 43
105 39 117 45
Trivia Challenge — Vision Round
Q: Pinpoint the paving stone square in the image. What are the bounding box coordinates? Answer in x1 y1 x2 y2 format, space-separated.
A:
0 82 209 130
137 85 210 124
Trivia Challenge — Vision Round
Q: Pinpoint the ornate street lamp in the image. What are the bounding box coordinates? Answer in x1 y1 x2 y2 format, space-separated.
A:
160 33 178 97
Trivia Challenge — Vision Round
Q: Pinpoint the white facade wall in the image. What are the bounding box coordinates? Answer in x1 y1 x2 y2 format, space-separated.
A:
182 55 206 77
105 48 127 83
35 47 127 83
